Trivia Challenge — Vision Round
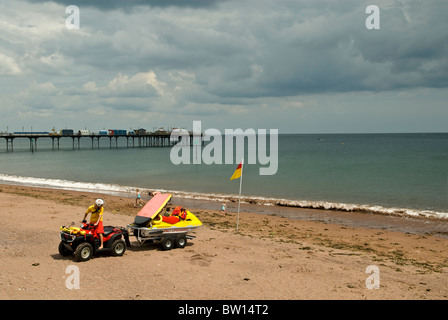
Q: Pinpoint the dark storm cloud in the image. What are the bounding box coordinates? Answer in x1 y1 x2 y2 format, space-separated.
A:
2 0 447 133
10 0 448 100
194 0 448 98
25 0 222 10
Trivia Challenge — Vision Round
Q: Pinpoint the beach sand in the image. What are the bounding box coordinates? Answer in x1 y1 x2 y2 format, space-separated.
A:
0 184 447 300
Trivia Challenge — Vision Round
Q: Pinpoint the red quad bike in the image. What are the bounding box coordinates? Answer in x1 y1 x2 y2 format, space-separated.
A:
58 221 131 262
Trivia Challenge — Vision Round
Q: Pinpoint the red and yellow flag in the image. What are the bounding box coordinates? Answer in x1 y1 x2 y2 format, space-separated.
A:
230 161 243 180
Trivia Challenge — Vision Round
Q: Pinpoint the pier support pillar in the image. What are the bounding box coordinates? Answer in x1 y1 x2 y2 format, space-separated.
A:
6 138 14 152
30 138 37 152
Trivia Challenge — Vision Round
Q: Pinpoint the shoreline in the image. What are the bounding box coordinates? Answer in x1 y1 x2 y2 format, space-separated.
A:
0 183 447 299
1 173 447 220
2 182 447 238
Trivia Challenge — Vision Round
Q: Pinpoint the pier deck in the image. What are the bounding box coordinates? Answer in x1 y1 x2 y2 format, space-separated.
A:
0 132 199 152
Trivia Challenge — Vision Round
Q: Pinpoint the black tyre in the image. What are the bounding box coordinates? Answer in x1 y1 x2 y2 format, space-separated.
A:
175 235 187 248
74 242 94 262
111 239 126 256
58 241 72 256
161 236 174 251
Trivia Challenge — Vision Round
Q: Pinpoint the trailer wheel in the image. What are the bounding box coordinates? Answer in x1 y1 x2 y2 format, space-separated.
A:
161 236 174 251
175 235 187 248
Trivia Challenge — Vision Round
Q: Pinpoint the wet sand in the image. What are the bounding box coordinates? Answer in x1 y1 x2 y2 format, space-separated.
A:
175 197 448 237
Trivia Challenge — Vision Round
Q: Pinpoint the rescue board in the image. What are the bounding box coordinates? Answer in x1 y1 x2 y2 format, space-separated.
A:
134 193 172 226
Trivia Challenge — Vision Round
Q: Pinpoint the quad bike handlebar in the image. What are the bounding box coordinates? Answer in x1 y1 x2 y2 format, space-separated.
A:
81 220 95 229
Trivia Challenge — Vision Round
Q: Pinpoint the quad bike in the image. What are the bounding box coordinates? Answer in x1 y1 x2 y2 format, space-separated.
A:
58 221 131 262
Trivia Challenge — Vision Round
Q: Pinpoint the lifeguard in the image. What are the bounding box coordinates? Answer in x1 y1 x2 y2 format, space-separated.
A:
82 199 105 249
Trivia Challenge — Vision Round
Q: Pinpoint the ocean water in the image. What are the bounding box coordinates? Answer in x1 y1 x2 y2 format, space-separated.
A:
0 133 447 219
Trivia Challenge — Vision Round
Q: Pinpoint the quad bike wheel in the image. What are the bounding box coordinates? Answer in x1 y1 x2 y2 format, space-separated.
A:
74 242 94 262
58 241 72 257
110 239 126 256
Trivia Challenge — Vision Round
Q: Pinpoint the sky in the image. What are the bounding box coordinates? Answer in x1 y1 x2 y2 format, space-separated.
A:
0 0 447 134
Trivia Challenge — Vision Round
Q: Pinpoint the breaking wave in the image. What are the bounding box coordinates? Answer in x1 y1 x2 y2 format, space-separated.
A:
1 173 447 220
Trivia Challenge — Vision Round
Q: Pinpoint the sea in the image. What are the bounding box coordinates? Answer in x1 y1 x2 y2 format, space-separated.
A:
0 133 447 220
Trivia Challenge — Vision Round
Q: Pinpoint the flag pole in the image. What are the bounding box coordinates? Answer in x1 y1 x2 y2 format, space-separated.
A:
236 158 244 231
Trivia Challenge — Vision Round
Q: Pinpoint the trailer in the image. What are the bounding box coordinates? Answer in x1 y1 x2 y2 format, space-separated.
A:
127 193 202 250
130 226 197 250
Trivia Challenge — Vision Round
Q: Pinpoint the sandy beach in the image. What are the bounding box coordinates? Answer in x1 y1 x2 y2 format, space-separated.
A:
0 184 447 300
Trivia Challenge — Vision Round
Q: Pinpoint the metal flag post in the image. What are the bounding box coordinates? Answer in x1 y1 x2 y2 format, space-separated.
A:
236 158 244 231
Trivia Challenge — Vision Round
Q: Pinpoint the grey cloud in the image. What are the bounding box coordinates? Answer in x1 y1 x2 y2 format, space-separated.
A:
2 0 447 133
195 1 448 98
25 0 222 11
8 0 448 99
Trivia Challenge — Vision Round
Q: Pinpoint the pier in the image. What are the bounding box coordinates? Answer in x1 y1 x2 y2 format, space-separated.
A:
0 131 200 152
